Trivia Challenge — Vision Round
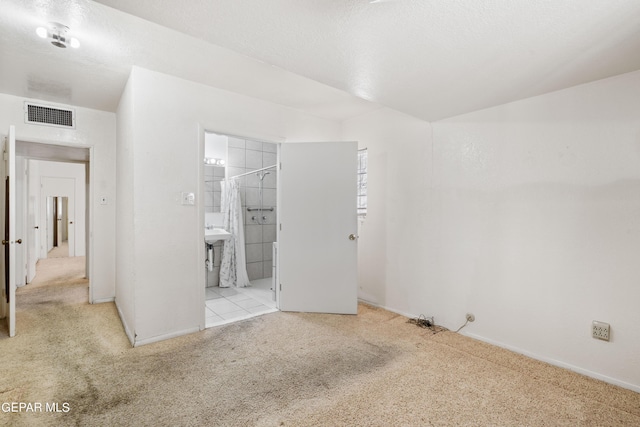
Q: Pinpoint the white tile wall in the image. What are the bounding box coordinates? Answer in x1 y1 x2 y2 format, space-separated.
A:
245 225 262 244
247 262 263 280
228 137 245 148
263 243 273 261
263 142 277 153
211 138 278 282
227 147 246 167
204 165 225 213
245 188 260 206
246 139 263 151
263 225 277 243
246 149 263 169
262 189 276 207
262 172 276 189
245 243 263 263
263 152 277 167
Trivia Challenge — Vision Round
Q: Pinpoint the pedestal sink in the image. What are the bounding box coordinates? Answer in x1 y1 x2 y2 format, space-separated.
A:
205 228 232 243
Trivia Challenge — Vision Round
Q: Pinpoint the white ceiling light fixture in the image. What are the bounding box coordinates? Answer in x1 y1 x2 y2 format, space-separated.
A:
36 22 80 49
204 158 226 166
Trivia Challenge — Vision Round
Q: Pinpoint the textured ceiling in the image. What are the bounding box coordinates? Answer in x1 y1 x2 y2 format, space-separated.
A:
2 0 640 122
0 0 376 120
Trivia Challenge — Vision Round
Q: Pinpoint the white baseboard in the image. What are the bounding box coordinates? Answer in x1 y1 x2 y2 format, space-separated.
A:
464 332 640 394
133 327 201 347
91 297 115 304
357 298 640 393
357 298 417 319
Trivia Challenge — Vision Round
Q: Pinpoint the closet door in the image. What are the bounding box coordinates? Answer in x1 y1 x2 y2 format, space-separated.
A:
278 141 358 314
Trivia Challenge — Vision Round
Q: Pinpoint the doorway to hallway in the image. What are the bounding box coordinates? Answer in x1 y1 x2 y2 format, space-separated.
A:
1 138 91 338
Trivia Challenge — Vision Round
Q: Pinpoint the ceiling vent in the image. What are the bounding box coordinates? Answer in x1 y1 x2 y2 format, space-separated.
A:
24 102 75 129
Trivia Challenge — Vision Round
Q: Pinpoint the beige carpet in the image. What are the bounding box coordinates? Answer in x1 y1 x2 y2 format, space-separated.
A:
47 242 69 259
1 258 639 426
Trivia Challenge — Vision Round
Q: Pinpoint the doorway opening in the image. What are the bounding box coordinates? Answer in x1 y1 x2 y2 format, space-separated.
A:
48 196 69 258
15 142 90 330
202 131 279 328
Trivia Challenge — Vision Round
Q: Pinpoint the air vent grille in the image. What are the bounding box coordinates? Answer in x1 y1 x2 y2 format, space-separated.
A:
25 102 75 128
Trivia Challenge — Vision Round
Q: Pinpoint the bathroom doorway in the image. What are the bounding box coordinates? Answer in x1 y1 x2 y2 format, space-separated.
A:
203 131 279 328
199 129 359 330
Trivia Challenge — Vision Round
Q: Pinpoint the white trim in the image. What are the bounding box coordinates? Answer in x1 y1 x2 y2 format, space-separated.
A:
357 299 640 393
198 124 206 331
199 125 284 330
15 138 94 304
91 297 114 304
464 332 640 394
133 327 201 347
87 148 93 302
357 298 418 320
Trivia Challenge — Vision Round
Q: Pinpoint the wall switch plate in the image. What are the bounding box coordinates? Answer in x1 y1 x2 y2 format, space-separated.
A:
592 320 610 341
181 192 195 205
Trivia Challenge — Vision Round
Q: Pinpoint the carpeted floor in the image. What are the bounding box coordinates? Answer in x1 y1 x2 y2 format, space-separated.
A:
1 257 639 426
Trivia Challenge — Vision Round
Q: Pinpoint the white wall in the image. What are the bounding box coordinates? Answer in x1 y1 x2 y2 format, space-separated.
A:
342 108 436 315
0 93 117 302
117 66 341 345
115 74 136 344
343 70 640 391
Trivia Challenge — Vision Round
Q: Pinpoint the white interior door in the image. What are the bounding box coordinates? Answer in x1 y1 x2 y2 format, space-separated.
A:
1 126 17 336
278 141 358 314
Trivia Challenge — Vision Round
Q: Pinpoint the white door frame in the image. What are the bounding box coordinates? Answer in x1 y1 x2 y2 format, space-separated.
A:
14 137 93 301
197 125 286 329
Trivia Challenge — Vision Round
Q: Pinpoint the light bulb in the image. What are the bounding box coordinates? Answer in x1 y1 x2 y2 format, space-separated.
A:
36 27 47 38
69 37 80 48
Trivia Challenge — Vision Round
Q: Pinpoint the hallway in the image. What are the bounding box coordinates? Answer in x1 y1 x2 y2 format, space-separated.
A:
18 254 87 298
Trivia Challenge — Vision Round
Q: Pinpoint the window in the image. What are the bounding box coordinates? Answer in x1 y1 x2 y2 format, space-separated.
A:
357 149 367 216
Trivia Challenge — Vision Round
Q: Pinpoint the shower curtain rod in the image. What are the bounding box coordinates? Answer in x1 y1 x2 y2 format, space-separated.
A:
224 164 277 180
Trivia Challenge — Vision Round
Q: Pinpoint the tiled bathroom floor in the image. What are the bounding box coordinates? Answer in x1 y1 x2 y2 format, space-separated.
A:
205 278 277 328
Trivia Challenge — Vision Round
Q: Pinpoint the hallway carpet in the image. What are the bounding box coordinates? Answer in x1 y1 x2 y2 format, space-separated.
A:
1 257 639 426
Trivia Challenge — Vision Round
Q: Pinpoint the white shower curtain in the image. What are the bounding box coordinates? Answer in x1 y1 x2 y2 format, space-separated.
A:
219 179 251 288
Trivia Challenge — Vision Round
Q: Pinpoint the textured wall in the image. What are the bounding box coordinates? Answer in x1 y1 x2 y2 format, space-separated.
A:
344 70 640 391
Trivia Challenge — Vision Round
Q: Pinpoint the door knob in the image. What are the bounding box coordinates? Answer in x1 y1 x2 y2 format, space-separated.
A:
16 239 22 244
34 226 39 229
348 234 358 241
69 221 73 224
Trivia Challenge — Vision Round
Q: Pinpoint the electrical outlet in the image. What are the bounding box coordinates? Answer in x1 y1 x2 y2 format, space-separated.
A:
592 321 610 341
466 313 475 322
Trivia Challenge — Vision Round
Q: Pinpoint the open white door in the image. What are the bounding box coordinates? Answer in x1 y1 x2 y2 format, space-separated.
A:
2 126 17 336
278 141 358 314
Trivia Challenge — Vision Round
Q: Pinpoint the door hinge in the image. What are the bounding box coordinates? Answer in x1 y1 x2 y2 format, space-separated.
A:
279 162 282 170
279 283 282 291
279 223 282 231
